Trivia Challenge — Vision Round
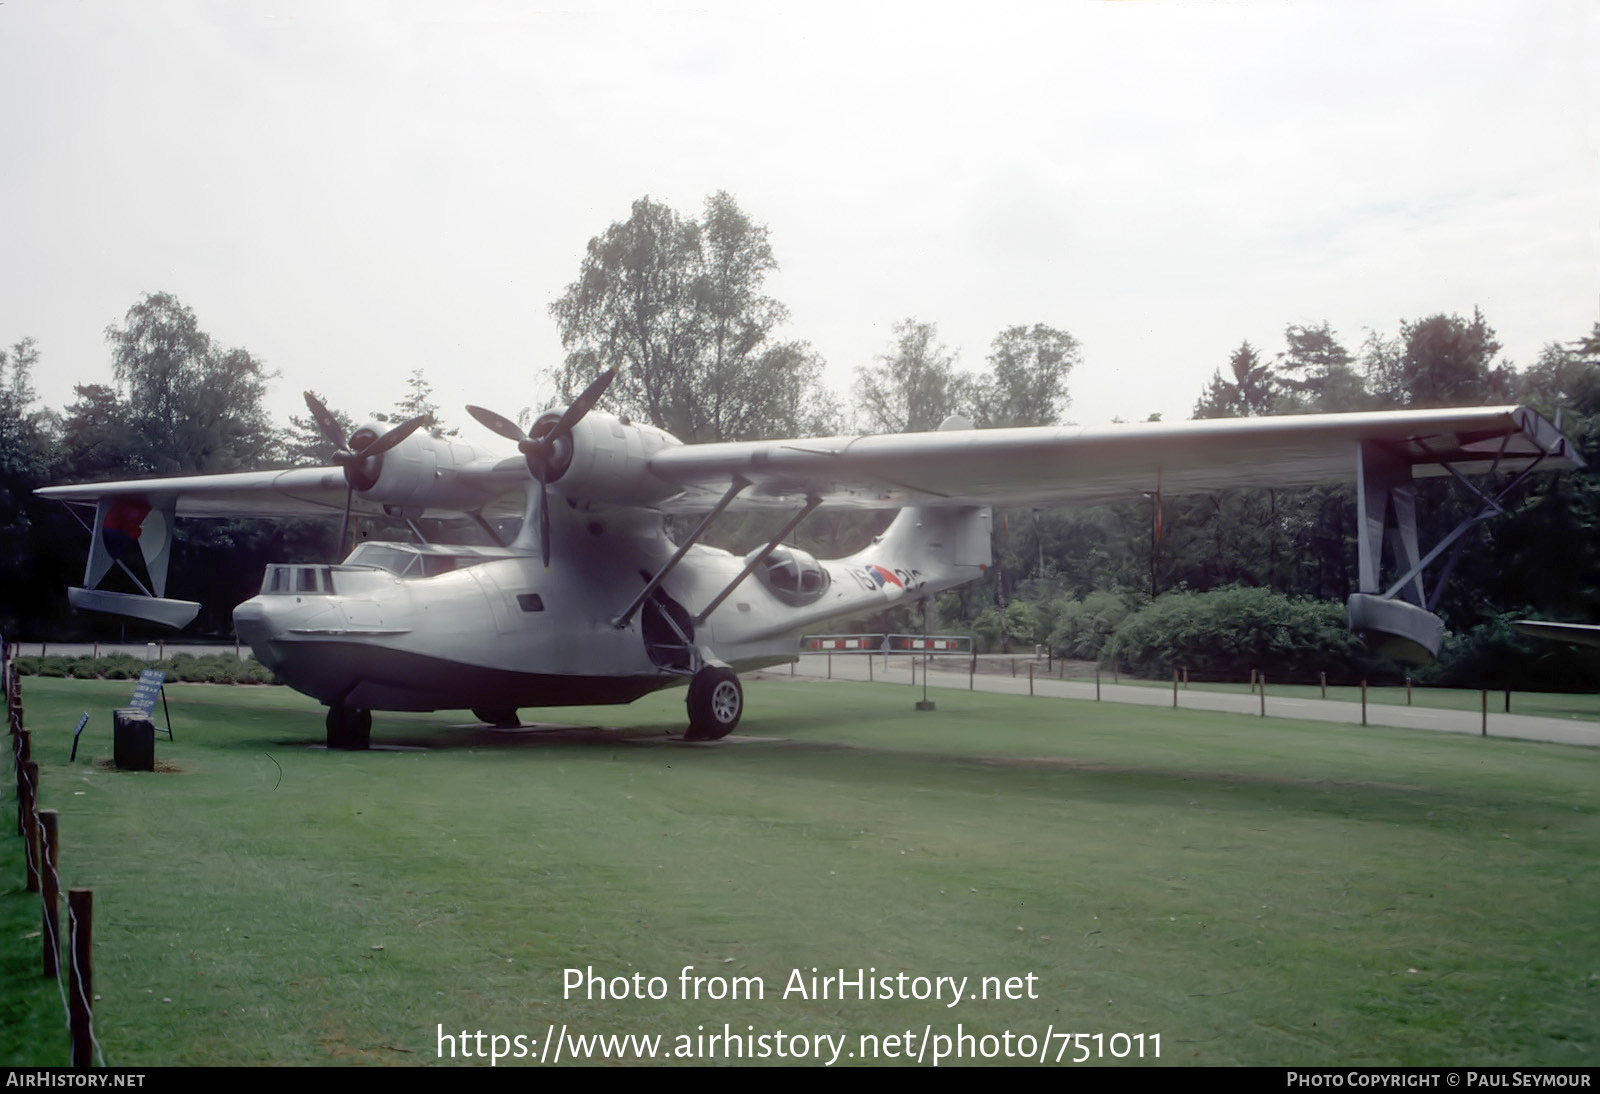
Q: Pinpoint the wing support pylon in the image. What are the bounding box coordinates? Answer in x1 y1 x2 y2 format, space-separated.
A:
1348 437 1555 663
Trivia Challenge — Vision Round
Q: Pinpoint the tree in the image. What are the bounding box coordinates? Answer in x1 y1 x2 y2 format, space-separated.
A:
104 292 277 474
1193 340 1275 419
1277 322 1365 412
550 192 838 442
0 338 50 529
381 368 455 437
283 391 358 467
58 383 135 480
1517 323 1600 421
1368 308 1511 409
973 324 1078 427
852 319 974 434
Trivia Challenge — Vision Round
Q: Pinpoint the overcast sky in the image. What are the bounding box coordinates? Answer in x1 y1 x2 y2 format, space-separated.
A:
3 0 1595 439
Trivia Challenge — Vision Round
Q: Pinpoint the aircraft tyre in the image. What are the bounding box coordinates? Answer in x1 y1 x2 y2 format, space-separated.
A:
685 667 742 740
472 707 521 728
326 706 372 750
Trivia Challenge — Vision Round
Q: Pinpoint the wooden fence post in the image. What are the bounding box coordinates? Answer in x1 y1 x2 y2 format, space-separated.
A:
68 889 93 1069
40 809 59 978
21 760 39 892
13 730 30 837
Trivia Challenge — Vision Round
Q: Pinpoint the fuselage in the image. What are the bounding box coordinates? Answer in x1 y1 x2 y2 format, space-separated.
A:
232 501 991 713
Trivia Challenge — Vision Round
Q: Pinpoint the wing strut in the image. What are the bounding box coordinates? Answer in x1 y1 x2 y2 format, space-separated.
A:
612 476 750 629
692 495 823 626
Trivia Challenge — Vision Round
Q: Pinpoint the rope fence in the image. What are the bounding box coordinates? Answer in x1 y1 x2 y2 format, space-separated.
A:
6 636 105 1069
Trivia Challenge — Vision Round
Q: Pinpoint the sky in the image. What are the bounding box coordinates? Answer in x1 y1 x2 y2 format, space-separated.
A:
2 0 1596 439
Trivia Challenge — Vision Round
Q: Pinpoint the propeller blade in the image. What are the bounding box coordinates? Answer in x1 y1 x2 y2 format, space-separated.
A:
550 368 617 441
466 368 617 568
466 404 527 443
337 485 353 560
303 391 349 452
358 413 431 459
537 474 551 569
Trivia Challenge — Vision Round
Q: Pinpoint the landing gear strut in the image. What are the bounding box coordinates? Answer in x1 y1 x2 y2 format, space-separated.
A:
685 667 742 741
326 706 372 750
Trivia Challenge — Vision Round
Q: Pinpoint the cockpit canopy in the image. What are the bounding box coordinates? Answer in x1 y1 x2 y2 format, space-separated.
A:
748 544 830 606
261 542 512 597
343 541 503 578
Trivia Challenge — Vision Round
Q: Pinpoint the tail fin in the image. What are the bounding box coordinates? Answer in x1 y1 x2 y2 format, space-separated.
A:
847 416 992 597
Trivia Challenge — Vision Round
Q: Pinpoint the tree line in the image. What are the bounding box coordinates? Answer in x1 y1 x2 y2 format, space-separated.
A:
3 191 1598 689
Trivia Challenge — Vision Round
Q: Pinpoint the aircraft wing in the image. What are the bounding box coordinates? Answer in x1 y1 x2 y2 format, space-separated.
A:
40 466 375 518
35 459 531 519
645 405 1582 511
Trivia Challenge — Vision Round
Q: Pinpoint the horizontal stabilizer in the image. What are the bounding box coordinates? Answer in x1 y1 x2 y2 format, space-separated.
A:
1512 620 1600 649
68 587 200 629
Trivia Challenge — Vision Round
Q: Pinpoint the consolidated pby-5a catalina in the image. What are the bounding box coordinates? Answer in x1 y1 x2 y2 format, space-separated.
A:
38 369 1582 749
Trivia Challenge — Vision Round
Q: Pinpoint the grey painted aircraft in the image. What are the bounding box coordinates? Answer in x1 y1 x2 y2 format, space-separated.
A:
38 372 1582 748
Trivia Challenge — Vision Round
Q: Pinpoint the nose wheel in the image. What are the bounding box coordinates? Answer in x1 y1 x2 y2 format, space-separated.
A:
326 706 372 750
685 667 742 740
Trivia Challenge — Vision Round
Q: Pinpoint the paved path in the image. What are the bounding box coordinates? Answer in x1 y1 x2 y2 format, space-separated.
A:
10 641 251 660
788 654 1600 749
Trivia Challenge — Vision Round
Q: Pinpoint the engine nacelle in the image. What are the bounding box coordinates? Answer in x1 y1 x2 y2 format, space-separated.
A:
358 431 509 513
543 412 684 506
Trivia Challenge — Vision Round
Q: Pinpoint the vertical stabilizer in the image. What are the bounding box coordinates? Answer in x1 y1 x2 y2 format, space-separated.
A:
845 416 992 599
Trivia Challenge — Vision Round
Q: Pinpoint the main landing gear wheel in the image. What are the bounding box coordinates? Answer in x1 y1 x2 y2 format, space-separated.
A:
472 707 521 728
685 667 742 741
326 706 372 750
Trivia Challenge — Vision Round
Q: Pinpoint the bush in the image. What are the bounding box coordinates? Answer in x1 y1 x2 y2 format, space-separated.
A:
10 652 279 686
1049 589 1137 660
1103 586 1383 683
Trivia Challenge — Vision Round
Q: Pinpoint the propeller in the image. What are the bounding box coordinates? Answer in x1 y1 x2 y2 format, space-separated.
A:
467 368 617 569
303 391 432 558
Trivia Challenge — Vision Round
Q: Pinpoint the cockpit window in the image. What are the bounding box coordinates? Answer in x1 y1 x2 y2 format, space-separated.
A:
420 555 458 578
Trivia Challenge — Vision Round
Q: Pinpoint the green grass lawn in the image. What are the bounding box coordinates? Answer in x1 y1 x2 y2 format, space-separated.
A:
4 676 1598 1067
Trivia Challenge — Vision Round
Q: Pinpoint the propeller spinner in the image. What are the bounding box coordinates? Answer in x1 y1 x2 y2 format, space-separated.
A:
466 368 617 568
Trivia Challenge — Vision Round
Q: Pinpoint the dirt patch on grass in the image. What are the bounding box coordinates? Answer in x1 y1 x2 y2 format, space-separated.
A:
94 757 184 773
